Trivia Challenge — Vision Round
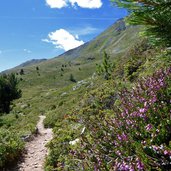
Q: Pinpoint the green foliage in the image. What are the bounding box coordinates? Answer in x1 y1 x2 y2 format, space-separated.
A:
112 0 171 47
0 74 21 114
96 52 114 80
0 129 24 168
19 69 24 75
58 67 171 170
123 39 155 81
45 120 78 171
69 74 76 82
124 58 142 81
42 19 170 169
44 47 171 170
36 66 39 71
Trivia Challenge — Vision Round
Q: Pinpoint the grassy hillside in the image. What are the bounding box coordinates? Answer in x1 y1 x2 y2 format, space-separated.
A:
6 19 141 89
1 19 141 122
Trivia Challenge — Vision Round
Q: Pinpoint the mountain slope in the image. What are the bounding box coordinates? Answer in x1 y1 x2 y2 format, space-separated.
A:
11 19 144 133
57 19 141 61
2 18 170 170
6 19 141 92
16 59 47 68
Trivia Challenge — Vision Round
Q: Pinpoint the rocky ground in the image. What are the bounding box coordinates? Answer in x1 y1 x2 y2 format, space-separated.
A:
13 116 53 171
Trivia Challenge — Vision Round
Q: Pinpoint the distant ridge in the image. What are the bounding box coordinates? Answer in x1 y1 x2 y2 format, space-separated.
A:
16 59 47 68
56 19 139 61
1 59 47 74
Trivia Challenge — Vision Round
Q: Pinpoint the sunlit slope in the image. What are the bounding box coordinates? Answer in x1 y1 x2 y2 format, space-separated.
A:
7 19 141 92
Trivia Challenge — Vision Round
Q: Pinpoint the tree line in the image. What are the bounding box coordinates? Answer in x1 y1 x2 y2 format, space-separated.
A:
0 73 21 114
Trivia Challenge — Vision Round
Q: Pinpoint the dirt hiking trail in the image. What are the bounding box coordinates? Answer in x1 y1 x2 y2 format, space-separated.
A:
16 115 53 171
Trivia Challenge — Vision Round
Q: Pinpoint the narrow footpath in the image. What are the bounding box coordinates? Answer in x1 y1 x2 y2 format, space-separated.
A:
17 115 53 171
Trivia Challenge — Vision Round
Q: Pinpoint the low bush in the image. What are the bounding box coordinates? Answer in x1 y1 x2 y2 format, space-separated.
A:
46 67 171 170
70 67 171 170
0 129 24 168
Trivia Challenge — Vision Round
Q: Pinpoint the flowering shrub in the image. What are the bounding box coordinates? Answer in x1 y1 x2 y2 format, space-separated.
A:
68 67 171 170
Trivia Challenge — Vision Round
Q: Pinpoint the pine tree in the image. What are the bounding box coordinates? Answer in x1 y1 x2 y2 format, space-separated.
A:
69 74 76 82
0 74 21 114
36 66 39 71
96 52 114 80
112 0 171 47
20 69 24 75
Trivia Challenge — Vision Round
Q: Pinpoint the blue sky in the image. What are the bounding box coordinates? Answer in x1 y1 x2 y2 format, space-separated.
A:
0 0 127 72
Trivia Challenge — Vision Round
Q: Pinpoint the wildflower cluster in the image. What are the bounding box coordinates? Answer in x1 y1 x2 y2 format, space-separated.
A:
69 67 171 170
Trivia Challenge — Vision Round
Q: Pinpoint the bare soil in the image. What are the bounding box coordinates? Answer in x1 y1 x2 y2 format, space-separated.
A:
13 115 53 171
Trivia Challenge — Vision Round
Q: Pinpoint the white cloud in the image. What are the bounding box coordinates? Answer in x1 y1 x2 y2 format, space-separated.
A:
43 29 84 51
69 0 103 9
42 39 51 43
24 49 32 53
46 0 103 9
45 0 67 8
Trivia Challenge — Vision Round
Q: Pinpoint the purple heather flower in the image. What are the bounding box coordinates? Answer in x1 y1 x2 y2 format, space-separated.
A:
117 132 128 142
164 150 169 155
116 150 121 156
139 108 146 113
129 165 135 171
152 96 157 103
152 145 159 152
117 134 122 141
122 132 128 141
125 165 129 170
145 124 153 131
136 158 144 170
164 150 171 156
119 162 130 171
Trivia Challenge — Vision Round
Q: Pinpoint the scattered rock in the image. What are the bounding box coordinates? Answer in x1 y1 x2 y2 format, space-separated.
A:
21 134 32 142
72 80 89 91
20 104 28 109
91 72 97 80
69 138 80 145
61 92 67 96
